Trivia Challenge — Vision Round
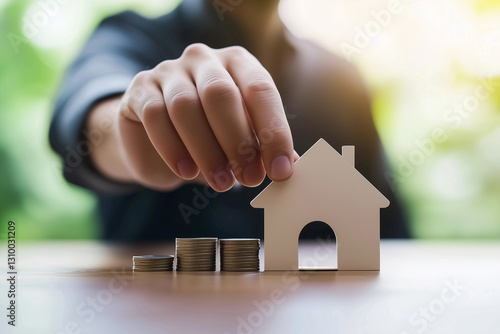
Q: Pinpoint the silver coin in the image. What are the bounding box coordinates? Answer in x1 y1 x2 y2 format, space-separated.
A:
133 255 174 259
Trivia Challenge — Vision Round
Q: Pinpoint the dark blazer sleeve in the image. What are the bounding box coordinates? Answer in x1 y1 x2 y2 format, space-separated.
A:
49 11 168 193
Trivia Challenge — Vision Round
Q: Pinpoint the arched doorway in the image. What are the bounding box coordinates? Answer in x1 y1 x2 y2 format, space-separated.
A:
298 221 337 270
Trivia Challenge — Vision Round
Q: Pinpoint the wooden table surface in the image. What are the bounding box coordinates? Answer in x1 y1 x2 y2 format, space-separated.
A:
3 240 500 334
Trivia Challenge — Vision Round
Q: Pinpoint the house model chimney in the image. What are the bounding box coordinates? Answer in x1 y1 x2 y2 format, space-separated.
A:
342 146 355 167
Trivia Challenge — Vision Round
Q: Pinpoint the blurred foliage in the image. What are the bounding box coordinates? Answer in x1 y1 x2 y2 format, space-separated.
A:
0 0 179 239
1 0 499 239
281 0 500 239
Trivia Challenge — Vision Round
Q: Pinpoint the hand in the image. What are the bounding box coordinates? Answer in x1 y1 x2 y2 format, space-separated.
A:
116 43 294 192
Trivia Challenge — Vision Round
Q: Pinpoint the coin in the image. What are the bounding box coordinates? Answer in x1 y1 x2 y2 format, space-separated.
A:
132 255 174 272
219 238 260 272
175 238 217 271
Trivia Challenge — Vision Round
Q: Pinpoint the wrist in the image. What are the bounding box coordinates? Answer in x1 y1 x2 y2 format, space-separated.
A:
86 96 135 183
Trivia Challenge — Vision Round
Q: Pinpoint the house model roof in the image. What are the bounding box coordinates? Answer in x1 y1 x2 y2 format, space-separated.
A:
250 138 390 209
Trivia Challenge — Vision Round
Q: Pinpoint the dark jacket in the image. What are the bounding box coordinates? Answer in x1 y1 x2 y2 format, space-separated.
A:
49 0 409 240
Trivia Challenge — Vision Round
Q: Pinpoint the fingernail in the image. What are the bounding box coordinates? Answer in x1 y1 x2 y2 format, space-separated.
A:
243 161 264 186
213 164 234 191
270 155 292 180
177 158 198 179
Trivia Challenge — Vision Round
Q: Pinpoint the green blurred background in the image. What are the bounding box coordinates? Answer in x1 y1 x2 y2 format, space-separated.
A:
1 0 499 239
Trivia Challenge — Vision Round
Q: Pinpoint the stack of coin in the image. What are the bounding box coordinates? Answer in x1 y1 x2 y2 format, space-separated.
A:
220 239 260 272
175 238 217 271
133 255 174 272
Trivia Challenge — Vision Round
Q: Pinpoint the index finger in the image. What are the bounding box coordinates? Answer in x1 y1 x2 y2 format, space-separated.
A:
222 49 294 181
